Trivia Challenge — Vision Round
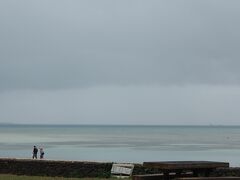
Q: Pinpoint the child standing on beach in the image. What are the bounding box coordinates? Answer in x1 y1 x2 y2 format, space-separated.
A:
40 148 45 159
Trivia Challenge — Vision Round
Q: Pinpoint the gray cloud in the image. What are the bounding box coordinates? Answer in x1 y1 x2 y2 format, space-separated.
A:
1 85 240 125
1 0 240 91
1 1 240 125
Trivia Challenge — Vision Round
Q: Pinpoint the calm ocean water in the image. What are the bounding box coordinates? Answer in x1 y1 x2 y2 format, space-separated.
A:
1 125 240 166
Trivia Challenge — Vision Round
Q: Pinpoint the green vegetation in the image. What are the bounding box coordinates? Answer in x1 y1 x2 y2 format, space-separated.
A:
0 174 124 180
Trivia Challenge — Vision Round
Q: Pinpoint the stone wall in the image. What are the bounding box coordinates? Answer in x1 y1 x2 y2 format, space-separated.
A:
0 158 112 178
1 158 238 178
0 158 153 178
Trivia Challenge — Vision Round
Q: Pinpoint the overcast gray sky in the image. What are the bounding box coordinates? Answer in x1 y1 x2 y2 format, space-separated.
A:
1 0 240 125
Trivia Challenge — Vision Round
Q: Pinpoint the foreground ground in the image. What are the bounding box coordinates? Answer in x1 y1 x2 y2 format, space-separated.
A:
0 174 124 180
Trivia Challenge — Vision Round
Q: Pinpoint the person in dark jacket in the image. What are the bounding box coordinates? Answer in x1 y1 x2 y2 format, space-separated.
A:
32 146 38 159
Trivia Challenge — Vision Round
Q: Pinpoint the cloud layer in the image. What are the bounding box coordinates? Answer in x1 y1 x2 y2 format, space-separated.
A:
1 85 240 125
1 0 240 124
1 0 240 91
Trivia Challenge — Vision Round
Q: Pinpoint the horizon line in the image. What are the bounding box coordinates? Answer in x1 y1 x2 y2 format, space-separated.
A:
1 123 240 127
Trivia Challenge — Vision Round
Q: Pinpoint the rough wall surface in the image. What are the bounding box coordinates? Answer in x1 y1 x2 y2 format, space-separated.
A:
0 158 152 178
0 158 238 178
0 158 112 178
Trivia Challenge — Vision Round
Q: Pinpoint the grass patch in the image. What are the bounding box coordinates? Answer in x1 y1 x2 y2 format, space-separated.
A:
0 174 124 180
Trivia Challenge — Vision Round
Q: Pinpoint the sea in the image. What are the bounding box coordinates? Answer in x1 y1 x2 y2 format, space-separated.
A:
1 125 240 167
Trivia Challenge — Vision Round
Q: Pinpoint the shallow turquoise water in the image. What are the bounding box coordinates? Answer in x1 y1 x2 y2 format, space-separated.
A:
1 125 240 166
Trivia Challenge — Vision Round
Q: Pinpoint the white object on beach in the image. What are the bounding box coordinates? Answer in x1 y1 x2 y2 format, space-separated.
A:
111 163 134 178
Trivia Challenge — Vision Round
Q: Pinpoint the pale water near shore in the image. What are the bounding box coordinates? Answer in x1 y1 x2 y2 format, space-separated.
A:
1 125 240 166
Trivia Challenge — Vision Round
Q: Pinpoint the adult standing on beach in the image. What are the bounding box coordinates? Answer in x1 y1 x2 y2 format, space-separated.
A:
40 148 45 159
32 146 38 159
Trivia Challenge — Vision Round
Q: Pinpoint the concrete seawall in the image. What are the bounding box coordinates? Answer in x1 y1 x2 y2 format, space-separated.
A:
0 158 113 178
0 158 149 178
0 158 240 178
